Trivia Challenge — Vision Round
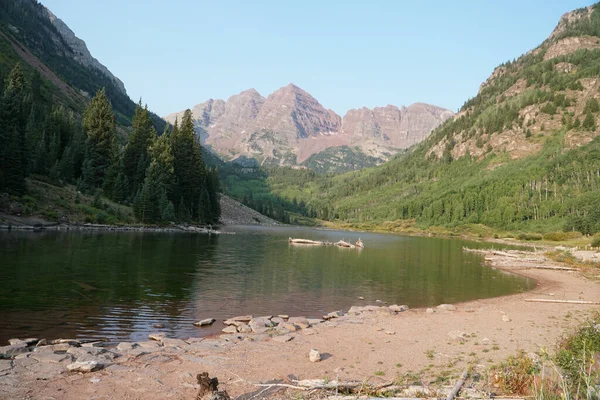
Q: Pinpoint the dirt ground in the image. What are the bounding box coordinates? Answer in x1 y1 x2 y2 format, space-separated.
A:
1 252 599 400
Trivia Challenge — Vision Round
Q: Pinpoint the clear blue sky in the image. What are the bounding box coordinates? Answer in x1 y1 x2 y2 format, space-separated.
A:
41 0 595 117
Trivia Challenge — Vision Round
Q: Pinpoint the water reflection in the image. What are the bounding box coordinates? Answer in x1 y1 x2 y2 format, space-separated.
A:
0 226 533 342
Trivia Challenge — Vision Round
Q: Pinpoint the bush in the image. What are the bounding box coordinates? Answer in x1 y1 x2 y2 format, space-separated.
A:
95 212 108 224
543 231 567 241
517 232 543 241
491 351 537 395
592 236 600 248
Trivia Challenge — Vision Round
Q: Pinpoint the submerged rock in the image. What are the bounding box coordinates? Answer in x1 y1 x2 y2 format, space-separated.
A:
194 318 216 327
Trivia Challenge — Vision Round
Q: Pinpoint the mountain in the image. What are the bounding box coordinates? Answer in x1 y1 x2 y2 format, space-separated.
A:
256 3 600 235
164 84 452 172
0 0 164 131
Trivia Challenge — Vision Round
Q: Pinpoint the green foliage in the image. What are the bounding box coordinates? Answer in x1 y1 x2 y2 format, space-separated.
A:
591 235 600 247
542 231 568 241
517 232 543 241
302 146 382 174
81 88 116 190
0 63 28 194
555 313 600 398
582 111 597 131
584 98 600 114
491 351 538 395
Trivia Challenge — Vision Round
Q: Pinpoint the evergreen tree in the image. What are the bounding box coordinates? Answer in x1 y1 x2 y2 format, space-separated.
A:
0 63 28 194
81 88 116 190
171 110 204 220
123 101 156 198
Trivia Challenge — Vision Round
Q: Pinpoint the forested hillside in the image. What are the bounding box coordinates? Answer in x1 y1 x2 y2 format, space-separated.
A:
252 4 600 235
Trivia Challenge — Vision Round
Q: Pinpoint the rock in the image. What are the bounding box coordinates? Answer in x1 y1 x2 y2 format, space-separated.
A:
362 305 382 312
348 306 363 314
271 317 285 326
137 341 161 349
288 317 310 329
376 300 383 303
272 335 294 343
36 339 47 346
0 359 13 373
481 338 491 345
116 342 137 352
0 343 29 358
231 315 253 323
376 307 394 316
502 315 511 322
237 324 252 334
194 318 216 327
309 349 321 363
149 333 165 341
223 319 244 327
277 315 289 320
447 330 468 343
437 304 457 311
153 323 165 329
66 360 103 373
358 296 365 300
323 311 342 320
426 308 435 314
389 304 409 312
307 318 324 326
128 348 149 357
221 326 238 334
31 352 71 363
281 323 299 332
161 338 188 348
385 331 396 335
8 338 38 346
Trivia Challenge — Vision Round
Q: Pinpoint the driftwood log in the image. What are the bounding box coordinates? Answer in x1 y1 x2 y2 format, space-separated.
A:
524 299 600 305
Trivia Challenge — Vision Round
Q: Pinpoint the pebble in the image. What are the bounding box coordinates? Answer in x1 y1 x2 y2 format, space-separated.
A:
309 349 321 363
385 331 396 335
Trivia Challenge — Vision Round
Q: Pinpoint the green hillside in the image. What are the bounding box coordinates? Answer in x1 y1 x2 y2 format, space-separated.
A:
253 4 600 236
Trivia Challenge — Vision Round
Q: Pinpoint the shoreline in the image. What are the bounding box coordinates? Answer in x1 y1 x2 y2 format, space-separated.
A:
1 247 599 399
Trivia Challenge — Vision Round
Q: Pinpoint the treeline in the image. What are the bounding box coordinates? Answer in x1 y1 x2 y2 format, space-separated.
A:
0 63 220 225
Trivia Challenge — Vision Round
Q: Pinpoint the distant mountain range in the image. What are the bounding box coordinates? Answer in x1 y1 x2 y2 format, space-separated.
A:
165 84 453 172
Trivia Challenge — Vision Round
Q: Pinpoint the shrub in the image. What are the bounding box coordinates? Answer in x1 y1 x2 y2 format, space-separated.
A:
592 236 600 248
491 351 537 395
517 232 543 241
543 231 567 241
95 212 108 224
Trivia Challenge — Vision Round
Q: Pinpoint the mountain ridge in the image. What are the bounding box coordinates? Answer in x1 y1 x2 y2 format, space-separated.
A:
164 83 452 171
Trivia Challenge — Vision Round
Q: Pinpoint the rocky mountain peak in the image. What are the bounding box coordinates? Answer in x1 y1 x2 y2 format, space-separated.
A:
43 7 127 95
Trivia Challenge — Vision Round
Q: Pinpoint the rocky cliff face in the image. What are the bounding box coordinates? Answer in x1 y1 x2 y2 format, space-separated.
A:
165 84 453 170
44 8 127 95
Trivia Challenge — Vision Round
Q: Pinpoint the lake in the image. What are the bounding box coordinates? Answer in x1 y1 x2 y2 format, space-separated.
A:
0 225 534 343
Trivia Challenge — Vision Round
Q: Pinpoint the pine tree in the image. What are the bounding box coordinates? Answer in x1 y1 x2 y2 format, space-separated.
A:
81 88 116 190
0 63 28 195
123 101 156 198
172 110 204 221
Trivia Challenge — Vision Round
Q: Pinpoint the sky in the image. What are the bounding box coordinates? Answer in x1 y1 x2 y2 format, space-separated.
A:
41 0 595 117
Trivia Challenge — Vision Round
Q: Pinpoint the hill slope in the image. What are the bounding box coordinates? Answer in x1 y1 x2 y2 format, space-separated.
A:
0 0 164 131
259 3 600 235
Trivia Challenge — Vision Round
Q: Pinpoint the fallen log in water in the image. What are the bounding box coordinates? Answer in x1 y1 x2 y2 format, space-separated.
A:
524 299 600 305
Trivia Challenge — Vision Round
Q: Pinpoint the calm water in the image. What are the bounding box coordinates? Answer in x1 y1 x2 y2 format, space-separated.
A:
0 226 533 343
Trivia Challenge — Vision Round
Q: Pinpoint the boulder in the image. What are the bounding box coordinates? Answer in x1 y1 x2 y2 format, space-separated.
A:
309 349 321 363
231 315 253 322
271 317 285 326
323 311 342 320
281 323 299 332
31 352 71 364
376 307 394 316
307 318 324 326
389 305 409 312
8 338 38 346
237 324 252 334
116 342 137 352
